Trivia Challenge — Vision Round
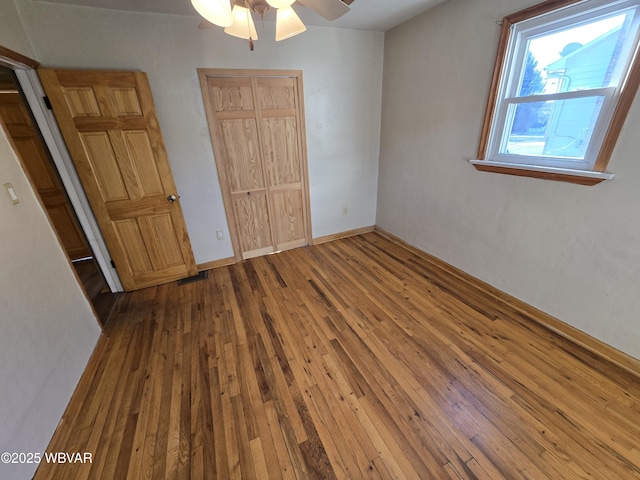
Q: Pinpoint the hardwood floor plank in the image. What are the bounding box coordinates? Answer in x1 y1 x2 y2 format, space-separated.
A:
263 400 298 480
249 438 269 480
34 233 640 480
136 323 168 480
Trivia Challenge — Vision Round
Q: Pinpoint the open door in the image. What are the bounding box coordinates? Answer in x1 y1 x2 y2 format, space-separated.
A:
0 75 91 260
39 69 197 291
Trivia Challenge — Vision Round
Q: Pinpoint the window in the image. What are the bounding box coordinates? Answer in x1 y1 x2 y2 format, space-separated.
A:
473 0 640 185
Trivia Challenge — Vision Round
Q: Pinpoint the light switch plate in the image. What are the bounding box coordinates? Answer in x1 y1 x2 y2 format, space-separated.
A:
3 183 19 205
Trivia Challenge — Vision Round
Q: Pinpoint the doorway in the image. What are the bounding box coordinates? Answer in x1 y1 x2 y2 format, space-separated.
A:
0 65 118 325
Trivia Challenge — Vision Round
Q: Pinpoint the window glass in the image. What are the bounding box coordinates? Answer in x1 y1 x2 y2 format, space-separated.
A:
502 97 604 161
477 0 640 181
521 12 632 96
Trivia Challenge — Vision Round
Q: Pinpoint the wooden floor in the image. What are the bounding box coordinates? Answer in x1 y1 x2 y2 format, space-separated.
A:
36 233 640 479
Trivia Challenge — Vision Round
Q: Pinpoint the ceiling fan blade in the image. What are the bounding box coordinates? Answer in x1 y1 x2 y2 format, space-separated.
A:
198 19 215 29
297 0 350 21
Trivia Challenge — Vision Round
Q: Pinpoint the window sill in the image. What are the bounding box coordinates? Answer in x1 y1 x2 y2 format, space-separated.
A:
469 160 614 186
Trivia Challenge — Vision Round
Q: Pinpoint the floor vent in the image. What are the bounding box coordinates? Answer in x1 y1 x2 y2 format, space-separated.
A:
178 270 208 285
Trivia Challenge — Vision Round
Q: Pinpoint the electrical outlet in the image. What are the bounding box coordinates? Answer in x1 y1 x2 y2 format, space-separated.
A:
342 206 348 216
216 229 224 240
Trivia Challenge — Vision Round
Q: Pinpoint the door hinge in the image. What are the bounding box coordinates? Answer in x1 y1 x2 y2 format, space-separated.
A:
110 259 116 269
43 96 52 110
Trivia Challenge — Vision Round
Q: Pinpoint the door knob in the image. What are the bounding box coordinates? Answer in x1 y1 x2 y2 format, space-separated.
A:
167 194 177 203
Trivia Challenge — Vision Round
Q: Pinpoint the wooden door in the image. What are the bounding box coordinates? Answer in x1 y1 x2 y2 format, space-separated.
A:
200 71 311 260
39 69 197 291
0 85 91 260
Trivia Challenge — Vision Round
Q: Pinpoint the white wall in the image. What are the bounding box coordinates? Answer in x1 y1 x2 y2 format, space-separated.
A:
378 0 640 360
15 1 384 263
1 3 101 478
0 73 101 480
0 0 34 56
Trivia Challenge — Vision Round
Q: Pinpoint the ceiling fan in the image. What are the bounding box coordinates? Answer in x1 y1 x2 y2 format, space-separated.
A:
193 0 351 50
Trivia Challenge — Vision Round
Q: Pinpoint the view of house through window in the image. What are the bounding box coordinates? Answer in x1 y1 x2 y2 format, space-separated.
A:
478 0 640 180
505 10 634 161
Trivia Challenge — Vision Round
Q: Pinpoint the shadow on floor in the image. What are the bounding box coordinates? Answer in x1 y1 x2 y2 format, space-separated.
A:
73 258 121 327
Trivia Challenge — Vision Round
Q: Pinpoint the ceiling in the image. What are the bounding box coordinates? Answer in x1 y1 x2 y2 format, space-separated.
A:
31 0 447 32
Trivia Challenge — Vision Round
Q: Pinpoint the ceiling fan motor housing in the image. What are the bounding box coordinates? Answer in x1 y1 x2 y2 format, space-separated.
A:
242 0 270 17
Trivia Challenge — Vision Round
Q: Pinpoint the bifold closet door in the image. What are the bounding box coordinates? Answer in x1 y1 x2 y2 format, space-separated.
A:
201 72 311 261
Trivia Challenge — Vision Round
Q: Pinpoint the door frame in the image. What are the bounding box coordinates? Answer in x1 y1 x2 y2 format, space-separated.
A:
198 68 313 262
0 46 123 292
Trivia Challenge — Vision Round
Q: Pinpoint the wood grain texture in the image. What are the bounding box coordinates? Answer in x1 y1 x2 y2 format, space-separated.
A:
199 69 311 262
312 226 375 245
233 193 273 256
35 233 640 480
221 118 265 193
471 162 607 186
39 69 197 290
270 189 305 247
0 45 40 69
197 257 236 271
0 88 90 259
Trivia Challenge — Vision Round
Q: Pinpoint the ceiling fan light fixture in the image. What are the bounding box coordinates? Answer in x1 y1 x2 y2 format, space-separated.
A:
275 6 307 41
224 5 259 40
266 0 295 8
191 0 233 28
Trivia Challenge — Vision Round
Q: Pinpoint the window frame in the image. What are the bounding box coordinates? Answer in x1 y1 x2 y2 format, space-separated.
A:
474 0 640 185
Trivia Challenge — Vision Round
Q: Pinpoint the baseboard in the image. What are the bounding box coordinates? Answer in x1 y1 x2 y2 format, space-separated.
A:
374 226 640 379
42 331 110 455
196 228 377 269
313 225 375 245
196 229 375 268
197 257 235 271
